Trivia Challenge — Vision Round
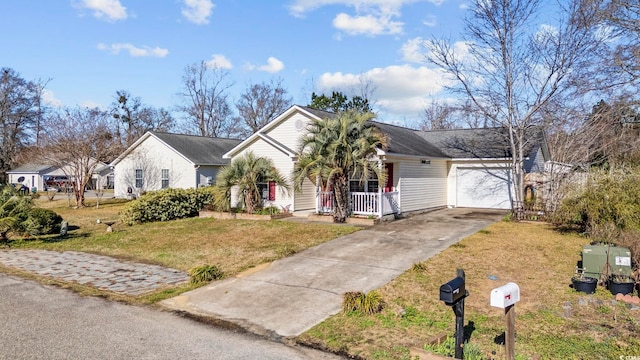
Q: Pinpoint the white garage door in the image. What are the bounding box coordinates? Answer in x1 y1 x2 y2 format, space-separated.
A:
456 168 513 209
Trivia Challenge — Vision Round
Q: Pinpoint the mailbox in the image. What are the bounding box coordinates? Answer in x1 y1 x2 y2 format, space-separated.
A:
439 276 466 305
490 282 520 308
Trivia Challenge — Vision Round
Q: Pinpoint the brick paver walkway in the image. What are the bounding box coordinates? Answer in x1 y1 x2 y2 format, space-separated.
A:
0 250 189 296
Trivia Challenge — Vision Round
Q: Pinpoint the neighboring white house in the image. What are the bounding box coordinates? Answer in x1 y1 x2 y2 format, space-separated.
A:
7 161 112 192
6 164 57 191
110 132 242 198
223 105 550 215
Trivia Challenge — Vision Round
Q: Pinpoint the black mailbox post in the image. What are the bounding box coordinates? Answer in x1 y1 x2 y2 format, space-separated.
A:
439 276 465 305
439 269 468 359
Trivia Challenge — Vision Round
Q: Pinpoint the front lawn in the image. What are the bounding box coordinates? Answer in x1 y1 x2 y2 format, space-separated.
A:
4 197 360 300
299 221 640 360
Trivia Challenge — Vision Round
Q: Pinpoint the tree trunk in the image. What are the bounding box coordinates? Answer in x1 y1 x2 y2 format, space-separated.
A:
244 189 260 214
332 174 350 223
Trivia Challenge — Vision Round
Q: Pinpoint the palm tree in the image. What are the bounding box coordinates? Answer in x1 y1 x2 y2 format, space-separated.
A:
216 151 290 214
293 110 388 223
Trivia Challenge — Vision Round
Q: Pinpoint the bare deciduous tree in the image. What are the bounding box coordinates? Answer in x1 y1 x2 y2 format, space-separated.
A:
0 68 47 181
425 0 603 207
39 107 120 207
419 100 458 130
176 62 242 138
601 0 640 85
236 78 292 135
111 90 175 148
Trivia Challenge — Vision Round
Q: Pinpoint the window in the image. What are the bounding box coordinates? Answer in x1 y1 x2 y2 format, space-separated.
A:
161 169 169 189
257 181 276 201
135 169 143 188
349 174 379 193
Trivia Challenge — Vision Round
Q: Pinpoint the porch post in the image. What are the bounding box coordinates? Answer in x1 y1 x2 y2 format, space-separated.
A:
315 175 320 213
378 159 383 218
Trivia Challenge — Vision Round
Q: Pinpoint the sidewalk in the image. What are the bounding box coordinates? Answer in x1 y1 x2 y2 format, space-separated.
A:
160 208 505 338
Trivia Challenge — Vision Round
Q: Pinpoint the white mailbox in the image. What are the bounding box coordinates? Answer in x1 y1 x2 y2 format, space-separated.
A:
490 282 520 309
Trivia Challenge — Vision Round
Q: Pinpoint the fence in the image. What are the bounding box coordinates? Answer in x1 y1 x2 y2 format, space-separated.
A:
318 191 399 217
512 201 547 221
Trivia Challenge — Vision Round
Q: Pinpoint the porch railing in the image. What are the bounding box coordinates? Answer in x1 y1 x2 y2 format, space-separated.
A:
317 191 399 217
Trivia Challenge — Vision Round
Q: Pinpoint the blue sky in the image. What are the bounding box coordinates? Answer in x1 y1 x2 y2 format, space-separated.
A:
2 0 470 126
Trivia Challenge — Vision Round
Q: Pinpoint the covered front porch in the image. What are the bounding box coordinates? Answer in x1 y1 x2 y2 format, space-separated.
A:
316 190 400 218
314 161 399 218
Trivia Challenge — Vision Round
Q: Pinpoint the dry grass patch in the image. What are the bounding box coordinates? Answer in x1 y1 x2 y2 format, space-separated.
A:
300 221 640 360
4 198 360 301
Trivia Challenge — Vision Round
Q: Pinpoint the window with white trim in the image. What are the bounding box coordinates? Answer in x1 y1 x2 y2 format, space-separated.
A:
135 169 143 188
161 169 169 189
349 174 379 193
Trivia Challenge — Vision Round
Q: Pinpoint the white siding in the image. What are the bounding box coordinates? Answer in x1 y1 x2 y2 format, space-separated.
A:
114 136 196 197
235 138 298 211
294 178 316 211
397 159 447 213
264 112 309 152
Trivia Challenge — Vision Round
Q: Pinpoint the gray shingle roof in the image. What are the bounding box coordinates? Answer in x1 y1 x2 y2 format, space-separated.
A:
298 106 338 120
372 121 449 158
151 132 242 166
293 107 448 158
285 105 546 160
7 164 56 173
417 127 545 159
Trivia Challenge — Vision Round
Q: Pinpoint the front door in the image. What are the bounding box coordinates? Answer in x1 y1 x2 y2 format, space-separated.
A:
384 163 394 192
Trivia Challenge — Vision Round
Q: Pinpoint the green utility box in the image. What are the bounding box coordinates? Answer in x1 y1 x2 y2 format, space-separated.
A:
581 244 632 280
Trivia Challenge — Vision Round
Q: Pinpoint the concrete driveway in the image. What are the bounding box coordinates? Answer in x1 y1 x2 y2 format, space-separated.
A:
160 207 506 339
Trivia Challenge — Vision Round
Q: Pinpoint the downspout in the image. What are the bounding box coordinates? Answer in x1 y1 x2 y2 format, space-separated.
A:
194 165 200 188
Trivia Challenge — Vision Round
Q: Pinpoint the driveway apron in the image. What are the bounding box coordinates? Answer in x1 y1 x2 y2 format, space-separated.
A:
160 207 505 338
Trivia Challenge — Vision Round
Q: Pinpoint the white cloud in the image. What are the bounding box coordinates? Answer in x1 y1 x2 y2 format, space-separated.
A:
333 13 403 35
423 14 437 27
288 0 446 36
182 0 214 25
317 64 452 119
205 54 233 69
257 57 285 73
42 90 63 108
77 0 127 21
288 0 444 17
97 43 169 57
401 37 426 63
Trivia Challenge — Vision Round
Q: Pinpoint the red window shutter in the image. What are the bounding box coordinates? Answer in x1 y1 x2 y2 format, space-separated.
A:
268 181 276 201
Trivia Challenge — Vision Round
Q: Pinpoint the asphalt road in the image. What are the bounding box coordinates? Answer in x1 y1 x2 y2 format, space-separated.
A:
0 274 342 360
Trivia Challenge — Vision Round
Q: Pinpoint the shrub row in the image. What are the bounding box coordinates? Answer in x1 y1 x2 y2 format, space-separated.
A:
121 188 213 225
552 168 640 266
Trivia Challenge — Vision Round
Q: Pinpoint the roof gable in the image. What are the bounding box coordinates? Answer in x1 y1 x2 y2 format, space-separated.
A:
112 132 242 167
224 105 325 158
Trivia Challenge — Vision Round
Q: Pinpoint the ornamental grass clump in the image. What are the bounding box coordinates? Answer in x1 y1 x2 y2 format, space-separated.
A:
342 290 385 315
189 264 223 284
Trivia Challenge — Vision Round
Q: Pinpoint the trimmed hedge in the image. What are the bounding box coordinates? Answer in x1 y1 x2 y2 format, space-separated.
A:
121 188 213 225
